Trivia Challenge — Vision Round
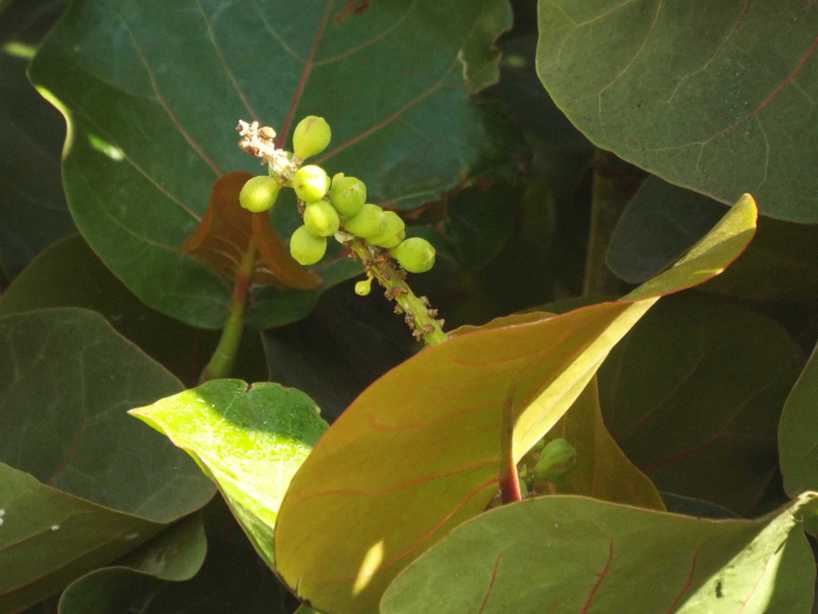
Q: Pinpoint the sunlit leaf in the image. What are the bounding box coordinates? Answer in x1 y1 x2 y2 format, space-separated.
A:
273 195 757 613
131 379 327 568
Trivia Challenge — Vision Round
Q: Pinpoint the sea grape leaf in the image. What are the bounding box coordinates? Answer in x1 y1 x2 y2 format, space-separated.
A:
459 0 513 93
130 379 327 568
182 172 321 290
57 513 206 614
598 293 804 514
544 377 664 510
0 2 72 279
535 0 818 223
607 177 818 301
380 493 818 614
780 342 818 499
0 308 215 608
29 0 512 328
273 195 757 613
0 465 160 613
0 235 267 386
58 500 291 614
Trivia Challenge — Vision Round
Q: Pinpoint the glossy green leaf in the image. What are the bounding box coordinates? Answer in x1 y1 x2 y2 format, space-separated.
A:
607 177 818 301
0 235 267 385
0 1 72 278
273 195 757 613
0 308 215 609
58 513 207 614
780 342 818 499
536 1 818 223
381 493 818 613
131 379 327 568
29 0 511 328
598 293 803 514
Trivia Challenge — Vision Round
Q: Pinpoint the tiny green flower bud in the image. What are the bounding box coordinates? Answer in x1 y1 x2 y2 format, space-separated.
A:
329 173 366 218
354 277 372 296
343 203 385 239
390 237 436 273
239 175 281 213
369 211 405 249
303 199 340 237
292 115 331 160
533 438 577 483
292 165 330 203
290 225 327 265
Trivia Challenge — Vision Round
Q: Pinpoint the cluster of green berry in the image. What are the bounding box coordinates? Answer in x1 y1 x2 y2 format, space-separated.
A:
237 116 436 279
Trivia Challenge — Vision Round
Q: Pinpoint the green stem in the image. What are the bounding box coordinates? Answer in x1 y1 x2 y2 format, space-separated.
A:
348 239 447 346
201 236 257 381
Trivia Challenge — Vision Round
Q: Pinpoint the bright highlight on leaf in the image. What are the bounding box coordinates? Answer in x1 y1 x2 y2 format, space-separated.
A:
130 379 327 568
273 195 758 613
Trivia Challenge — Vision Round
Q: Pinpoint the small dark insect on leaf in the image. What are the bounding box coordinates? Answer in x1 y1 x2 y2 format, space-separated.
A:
715 580 723 598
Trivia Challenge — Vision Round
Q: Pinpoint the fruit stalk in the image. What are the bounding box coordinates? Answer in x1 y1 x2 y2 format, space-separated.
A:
200 235 257 381
347 239 447 346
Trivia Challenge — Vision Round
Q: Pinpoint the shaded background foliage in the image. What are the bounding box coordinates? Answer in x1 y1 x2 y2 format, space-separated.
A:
0 0 816 611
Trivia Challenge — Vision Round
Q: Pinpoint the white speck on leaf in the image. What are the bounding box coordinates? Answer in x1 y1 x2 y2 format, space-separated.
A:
51 524 60 531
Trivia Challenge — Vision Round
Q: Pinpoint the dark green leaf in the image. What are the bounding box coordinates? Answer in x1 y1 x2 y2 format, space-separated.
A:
381 493 818 613
536 1 818 223
780 342 818 498
0 235 267 385
0 0 72 278
0 308 215 609
30 0 513 328
607 177 818 301
598 294 803 514
57 513 207 614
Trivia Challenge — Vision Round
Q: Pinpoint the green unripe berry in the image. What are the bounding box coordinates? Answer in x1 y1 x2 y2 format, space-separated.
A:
239 175 281 213
303 200 340 237
292 165 330 203
292 116 331 160
329 173 366 218
533 438 577 482
354 277 372 296
369 211 406 249
289 225 327 266
390 237 436 273
343 203 385 239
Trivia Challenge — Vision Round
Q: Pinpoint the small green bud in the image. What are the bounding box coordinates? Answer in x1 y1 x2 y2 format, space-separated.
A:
239 175 281 213
390 237 436 273
354 277 372 296
343 203 385 239
292 115 331 160
303 199 340 237
289 225 327 265
533 438 577 482
292 165 330 203
329 173 366 218
369 211 405 248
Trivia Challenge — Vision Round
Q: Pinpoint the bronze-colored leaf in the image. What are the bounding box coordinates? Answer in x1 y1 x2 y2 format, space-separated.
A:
182 172 320 291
